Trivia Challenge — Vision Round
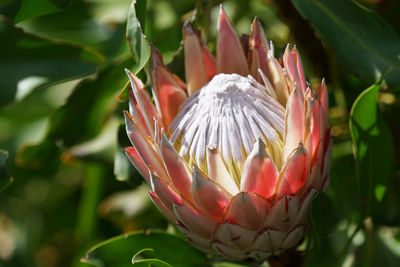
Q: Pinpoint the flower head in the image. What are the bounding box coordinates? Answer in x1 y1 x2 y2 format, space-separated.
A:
124 5 331 262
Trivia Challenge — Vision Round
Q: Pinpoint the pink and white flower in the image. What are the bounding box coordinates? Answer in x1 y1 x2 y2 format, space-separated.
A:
123 5 331 262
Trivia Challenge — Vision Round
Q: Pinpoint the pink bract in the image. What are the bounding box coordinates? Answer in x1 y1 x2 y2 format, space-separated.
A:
124 5 331 262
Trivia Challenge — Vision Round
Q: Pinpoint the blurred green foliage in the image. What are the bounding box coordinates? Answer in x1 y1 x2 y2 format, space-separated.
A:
1 0 400 266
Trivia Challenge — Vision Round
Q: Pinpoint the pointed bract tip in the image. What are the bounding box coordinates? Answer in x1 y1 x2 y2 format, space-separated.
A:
217 4 228 28
252 138 268 158
251 16 261 30
123 110 137 130
297 142 307 154
149 172 160 191
183 20 195 35
192 164 208 189
123 146 134 153
125 68 136 85
124 68 132 75
150 43 164 68
160 132 172 147
256 138 266 152
148 191 157 199
206 144 218 152
284 43 291 54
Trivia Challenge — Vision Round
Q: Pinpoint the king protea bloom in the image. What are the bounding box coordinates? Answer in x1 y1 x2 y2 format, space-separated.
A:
123 5 331 262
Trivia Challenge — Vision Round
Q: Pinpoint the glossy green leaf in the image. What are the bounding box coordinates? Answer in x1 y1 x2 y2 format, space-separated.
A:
14 0 71 23
81 230 209 267
17 1 129 61
0 150 13 192
131 248 172 267
116 80 131 102
0 18 101 107
16 58 134 169
349 83 394 215
126 0 150 75
291 0 400 86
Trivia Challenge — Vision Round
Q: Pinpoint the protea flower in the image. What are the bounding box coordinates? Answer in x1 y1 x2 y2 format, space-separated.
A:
123 5 331 262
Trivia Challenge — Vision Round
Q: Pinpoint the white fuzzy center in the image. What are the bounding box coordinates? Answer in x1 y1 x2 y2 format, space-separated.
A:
169 73 285 166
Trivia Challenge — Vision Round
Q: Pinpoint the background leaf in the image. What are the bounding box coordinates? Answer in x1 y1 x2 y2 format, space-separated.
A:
291 0 400 86
16 57 133 169
81 230 209 267
0 150 13 192
14 0 71 23
0 19 102 107
349 83 394 216
126 0 150 75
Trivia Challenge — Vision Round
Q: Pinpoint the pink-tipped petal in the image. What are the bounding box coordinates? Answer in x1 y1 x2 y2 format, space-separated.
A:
128 92 152 138
240 139 278 199
192 166 230 222
183 22 216 94
304 90 321 154
124 147 150 183
224 192 269 230
214 223 257 250
217 5 248 76
283 45 302 95
283 88 305 160
149 191 177 223
291 46 307 93
183 22 210 95
150 174 183 210
249 17 270 81
277 145 309 196
150 46 187 127
160 133 193 201
267 54 290 105
173 203 217 239
125 69 162 139
317 79 329 119
124 111 168 178
206 146 239 195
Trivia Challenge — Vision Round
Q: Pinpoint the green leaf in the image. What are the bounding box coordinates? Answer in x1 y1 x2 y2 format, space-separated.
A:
0 150 13 192
131 248 172 267
126 0 150 75
16 58 134 169
81 230 209 267
349 83 394 215
306 192 343 267
16 1 129 61
291 0 400 86
0 18 102 107
14 0 71 23
310 191 336 249
116 80 131 102
353 227 400 267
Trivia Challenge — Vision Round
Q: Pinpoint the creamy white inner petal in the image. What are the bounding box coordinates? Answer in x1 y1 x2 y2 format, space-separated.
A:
169 73 285 169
